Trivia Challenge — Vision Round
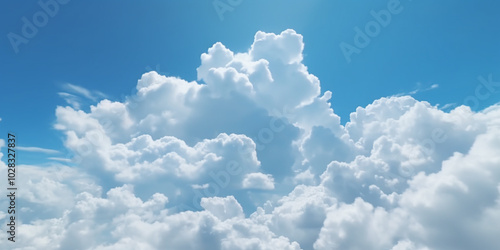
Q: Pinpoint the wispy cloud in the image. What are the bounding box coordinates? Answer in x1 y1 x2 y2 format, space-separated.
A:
47 157 72 163
58 83 107 109
437 103 457 110
63 83 107 101
394 82 439 97
191 183 209 189
57 92 82 109
17 146 60 154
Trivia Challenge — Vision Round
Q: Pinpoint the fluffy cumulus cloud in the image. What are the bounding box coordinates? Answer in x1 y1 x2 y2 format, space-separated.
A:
1 29 500 249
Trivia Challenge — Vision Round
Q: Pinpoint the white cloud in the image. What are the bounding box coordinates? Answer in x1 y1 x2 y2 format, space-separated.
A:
314 198 402 250
242 173 275 190
2 29 500 249
397 121 500 249
250 185 336 249
200 196 244 220
16 146 60 154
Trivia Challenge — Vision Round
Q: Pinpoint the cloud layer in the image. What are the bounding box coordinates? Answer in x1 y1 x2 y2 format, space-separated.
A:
1 29 500 249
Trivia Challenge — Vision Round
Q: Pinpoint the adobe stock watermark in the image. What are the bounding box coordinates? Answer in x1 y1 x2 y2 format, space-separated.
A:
7 0 70 54
213 0 243 21
463 74 500 110
252 107 292 151
439 74 500 114
340 0 409 63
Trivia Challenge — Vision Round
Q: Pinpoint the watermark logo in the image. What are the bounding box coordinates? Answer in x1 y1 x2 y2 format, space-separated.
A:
340 0 407 63
463 74 500 110
7 0 70 54
213 0 243 21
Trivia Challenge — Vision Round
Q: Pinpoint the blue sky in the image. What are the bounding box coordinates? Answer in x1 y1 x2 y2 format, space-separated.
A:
1 1 500 249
